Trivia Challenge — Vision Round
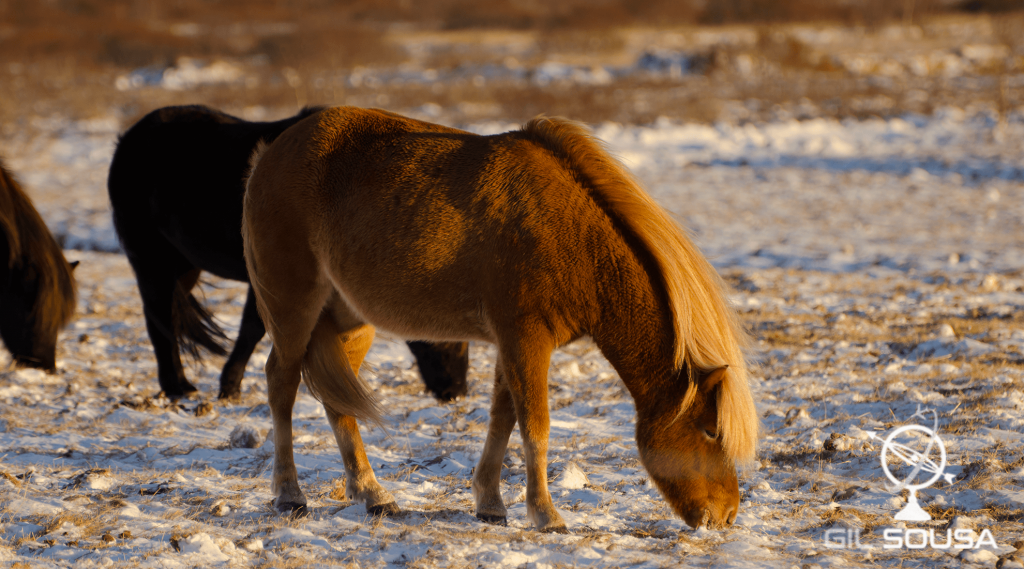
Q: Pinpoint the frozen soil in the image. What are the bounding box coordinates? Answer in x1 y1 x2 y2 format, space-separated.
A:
1 110 1023 567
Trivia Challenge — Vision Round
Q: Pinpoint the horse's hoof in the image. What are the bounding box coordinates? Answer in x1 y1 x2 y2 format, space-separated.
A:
276 501 309 517
165 387 200 400
475 513 508 526
367 502 401 517
541 525 569 534
216 390 241 402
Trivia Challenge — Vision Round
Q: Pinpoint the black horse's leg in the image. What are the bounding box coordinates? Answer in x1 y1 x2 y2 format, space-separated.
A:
406 341 470 402
217 286 266 400
135 268 198 398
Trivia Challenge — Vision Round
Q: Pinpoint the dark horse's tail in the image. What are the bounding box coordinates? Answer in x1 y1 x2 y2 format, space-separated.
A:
172 279 228 359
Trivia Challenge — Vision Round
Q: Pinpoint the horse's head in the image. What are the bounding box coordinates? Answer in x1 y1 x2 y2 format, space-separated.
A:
0 162 77 371
0 252 77 371
636 366 740 529
0 262 54 370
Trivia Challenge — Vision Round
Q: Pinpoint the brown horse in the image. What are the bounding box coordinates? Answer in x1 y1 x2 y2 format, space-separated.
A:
243 107 758 531
0 159 77 371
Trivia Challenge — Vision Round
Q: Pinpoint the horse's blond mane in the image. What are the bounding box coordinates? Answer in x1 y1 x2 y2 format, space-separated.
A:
520 117 759 464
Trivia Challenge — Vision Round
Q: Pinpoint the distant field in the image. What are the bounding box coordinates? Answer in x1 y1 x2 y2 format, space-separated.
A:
0 1 1022 125
1 97 1023 568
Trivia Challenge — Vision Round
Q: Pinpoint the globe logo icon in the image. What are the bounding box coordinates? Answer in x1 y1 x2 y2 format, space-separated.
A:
868 406 956 522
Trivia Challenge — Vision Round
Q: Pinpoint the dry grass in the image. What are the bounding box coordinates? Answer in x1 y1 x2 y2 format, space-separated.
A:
818 505 885 532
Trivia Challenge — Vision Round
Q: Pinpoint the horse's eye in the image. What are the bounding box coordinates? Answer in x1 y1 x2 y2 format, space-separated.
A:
703 429 718 440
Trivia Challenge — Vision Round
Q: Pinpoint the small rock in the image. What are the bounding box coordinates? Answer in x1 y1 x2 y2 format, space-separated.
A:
997 554 1023 569
937 323 956 338
555 462 589 490
229 425 263 449
118 531 132 540
961 549 999 564
981 274 1001 292
211 500 230 517
101 533 115 543
824 433 853 452
831 486 862 501
784 407 811 426
239 538 264 552
947 515 977 531
180 533 230 562
194 402 215 418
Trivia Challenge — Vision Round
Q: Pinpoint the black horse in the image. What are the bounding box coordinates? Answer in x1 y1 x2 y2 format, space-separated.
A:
108 105 469 400
0 159 77 371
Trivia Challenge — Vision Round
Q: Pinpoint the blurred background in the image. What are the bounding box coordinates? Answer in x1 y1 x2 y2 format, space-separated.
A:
1 0 1022 126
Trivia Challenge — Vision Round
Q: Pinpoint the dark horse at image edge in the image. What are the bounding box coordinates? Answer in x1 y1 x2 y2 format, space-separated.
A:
108 105 469 400
0 159 77 371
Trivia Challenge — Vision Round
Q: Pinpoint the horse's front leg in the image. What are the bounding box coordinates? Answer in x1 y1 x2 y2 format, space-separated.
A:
265 347 307 513
472 357 517 524
496 332 565 532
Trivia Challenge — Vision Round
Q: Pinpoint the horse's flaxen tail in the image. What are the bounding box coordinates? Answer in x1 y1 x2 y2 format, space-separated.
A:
300 314 384 425
521 117 759 465
171 283 228 359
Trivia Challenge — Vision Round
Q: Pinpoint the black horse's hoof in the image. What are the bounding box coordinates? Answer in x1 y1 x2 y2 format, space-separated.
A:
367 502 401 517
276 502 310 517
216 389 241 402
163 386 200 400
541 525 569 534
476 513 508 526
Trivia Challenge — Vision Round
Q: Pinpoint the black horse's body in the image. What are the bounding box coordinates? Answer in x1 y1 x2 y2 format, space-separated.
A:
0 160 77 370
108 105 469 400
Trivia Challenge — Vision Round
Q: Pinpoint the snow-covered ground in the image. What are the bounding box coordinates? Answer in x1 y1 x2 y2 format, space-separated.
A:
1 107 1023 568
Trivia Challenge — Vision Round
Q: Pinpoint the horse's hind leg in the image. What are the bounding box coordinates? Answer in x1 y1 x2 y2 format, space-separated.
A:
260 286 330 514
318 304 399 515
265 345 308 513
133 261 199 397
472 356 517 525
217 286 266 400
328 411 399 515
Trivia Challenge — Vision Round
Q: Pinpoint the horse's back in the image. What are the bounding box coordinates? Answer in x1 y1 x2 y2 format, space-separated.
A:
110 106 291 279
246 107 619 343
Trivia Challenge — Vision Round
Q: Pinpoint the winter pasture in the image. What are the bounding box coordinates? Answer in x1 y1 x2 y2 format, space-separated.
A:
0 103 1020 569
2 11 1024 569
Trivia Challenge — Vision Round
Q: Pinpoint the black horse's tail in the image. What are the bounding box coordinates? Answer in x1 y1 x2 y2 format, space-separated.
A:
172 282 228 359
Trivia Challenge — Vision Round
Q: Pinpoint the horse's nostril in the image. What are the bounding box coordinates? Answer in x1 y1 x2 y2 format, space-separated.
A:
725 507 737 526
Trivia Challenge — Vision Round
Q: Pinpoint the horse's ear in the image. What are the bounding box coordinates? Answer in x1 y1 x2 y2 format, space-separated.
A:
699 365 729 394
69 260 80 271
